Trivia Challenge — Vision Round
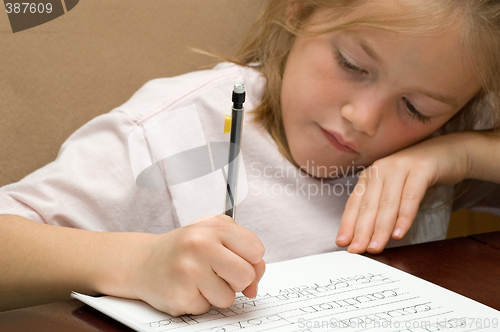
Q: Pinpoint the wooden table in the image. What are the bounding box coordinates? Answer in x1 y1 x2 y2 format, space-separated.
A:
366 233 500 310
2 232 500 332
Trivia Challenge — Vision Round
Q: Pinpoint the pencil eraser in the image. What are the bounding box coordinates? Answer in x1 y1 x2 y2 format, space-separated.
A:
234 83 245 94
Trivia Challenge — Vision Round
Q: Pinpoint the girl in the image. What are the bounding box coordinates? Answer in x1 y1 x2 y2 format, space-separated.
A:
1 0 500 317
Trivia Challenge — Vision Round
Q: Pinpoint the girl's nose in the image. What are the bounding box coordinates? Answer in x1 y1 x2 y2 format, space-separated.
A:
340 96 386 137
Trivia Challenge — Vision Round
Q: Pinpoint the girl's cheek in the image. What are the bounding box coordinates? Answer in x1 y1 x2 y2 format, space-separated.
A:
380 125 424 155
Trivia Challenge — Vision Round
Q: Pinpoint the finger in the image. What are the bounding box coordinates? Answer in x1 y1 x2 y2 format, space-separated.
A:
165 287 212 317
242 259 266 298
198 266 236 309
254 259 266 282
210 244 256 292
187 216 265 265
347 175 384 254
182 292 213 316
242 280 258 299
336 177 367 247
392 171 429 240
217 221 265 265
366 175 407 254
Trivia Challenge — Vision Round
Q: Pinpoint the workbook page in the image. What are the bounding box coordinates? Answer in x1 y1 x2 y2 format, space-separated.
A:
72 251 500 332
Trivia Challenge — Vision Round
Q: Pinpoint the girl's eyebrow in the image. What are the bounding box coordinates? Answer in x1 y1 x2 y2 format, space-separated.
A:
348 34 382 65
347 33 458 109
414 88 458 108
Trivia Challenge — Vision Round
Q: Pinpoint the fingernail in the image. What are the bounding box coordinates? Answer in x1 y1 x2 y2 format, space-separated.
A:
336 235 346 243
347 242 360 253
393 228 403 238
368 240 378 249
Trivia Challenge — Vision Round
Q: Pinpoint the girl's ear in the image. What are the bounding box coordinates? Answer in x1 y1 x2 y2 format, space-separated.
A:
285 0 304 27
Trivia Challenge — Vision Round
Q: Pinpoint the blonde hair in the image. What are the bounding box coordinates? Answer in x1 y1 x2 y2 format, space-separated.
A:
230 0 500 165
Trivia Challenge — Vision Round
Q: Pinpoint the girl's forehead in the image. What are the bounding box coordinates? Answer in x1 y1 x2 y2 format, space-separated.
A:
306 1 473 74
308 0 462 34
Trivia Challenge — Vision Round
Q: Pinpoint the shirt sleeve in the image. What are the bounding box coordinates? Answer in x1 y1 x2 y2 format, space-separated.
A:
452 179 500 216
0 109 176 234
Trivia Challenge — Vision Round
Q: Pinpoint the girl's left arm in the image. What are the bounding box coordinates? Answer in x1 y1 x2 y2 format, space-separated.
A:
335 131 500 254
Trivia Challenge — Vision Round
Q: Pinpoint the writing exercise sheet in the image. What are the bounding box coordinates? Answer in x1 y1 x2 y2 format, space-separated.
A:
72 251 500 332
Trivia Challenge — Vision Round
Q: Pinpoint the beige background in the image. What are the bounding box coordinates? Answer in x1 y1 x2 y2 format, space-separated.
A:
0 0 498 237
0 0 264 186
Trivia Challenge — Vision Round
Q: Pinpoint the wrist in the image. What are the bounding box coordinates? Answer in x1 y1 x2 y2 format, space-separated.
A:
460 131 500 182
427 132 472 185
91 231 157 300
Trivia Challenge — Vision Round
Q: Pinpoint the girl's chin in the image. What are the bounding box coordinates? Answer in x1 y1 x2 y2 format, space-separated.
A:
293 155 371 178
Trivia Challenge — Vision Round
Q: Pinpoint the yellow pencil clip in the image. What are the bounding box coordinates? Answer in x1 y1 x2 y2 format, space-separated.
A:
224 115 232 134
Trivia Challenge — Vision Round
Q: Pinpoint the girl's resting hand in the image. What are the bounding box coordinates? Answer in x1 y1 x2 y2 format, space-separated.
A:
133 214 265 316
335 133 470 254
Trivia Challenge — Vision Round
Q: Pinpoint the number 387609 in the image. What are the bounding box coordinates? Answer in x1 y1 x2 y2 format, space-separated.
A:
5 3 53 14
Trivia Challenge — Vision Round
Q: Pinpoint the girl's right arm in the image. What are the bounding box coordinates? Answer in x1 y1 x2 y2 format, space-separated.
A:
0 214 265 316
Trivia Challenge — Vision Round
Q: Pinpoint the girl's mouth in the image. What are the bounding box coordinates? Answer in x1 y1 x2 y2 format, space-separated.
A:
320 127 358 154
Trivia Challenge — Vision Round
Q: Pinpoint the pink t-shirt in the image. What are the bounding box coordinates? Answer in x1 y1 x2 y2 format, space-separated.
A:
0 63 498 262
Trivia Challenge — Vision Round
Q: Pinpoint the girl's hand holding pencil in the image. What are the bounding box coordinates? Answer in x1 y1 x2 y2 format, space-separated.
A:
133 214 265 317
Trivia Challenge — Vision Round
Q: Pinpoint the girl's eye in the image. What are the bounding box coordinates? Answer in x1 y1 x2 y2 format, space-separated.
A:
335 50 368 75
403 97 431 124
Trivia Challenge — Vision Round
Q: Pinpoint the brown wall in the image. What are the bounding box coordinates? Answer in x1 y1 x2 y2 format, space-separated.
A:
448 211 500 238
0 0 264 187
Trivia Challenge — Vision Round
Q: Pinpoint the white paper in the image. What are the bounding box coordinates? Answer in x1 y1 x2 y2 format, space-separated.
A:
72 251 500 332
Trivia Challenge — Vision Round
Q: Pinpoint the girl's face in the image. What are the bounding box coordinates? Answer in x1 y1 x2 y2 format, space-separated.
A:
281 9 480 177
